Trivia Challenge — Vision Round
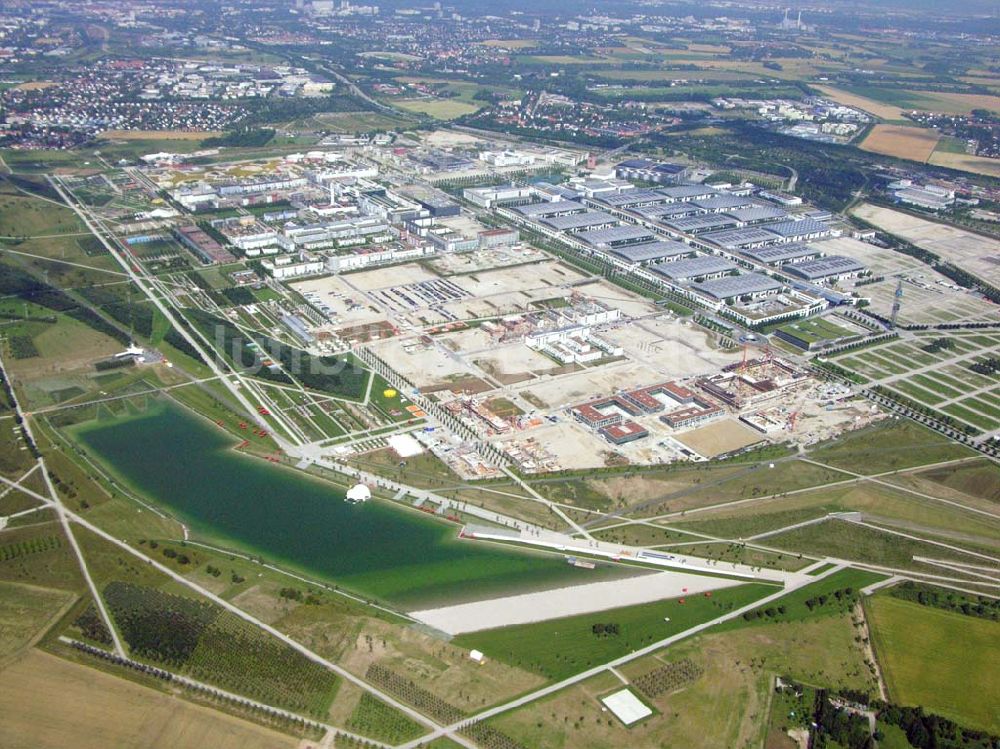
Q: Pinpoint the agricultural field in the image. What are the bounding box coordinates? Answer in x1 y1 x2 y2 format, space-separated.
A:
0 650 300 749
866 595 1000 733
859 125 940 162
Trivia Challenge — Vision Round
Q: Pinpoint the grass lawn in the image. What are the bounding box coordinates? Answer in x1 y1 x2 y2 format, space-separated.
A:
765 519 993 575
0 580 75 663
806 420 974 474
712 567 885 633
0 181 85 236
394 98 481 119
488 611 878 749
453 583 775 681
867 595 1000 733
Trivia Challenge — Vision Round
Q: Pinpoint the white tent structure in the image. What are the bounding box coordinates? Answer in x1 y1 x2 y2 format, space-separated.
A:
346 484 372 503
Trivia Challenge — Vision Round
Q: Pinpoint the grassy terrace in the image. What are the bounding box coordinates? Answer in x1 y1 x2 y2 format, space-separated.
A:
454 582 775 681
867 595 1000 734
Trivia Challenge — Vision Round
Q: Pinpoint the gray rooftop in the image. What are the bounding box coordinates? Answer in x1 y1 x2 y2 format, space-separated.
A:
784 255 866 281
607 239 692 263
740 242 821 265
575 225 656 247
761 218 832 239
650 254 739 281
514 200 585 218
656 185 718 201
693 272 783 300
599 189 670 208
701 226 780 250
689 194 755 212
665 214 740 233
634 203 703 220
726 206 788 224
541 210 618 231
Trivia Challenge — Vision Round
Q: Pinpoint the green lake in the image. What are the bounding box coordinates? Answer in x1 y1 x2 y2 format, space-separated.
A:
70 401 630 609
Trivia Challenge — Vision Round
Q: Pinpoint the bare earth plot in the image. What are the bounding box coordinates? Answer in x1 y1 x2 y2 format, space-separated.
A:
601 316 741 378
0 650 298 749
814 85 906 119
410 570 743 635
859 125 940 162
514 360 663 409
822 236 997 324
853 203 1000 286
372 336 484 390
929 149 1000 178
674 419 764 459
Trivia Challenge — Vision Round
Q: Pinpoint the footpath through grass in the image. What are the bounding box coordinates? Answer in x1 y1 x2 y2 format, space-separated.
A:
453 582 775 681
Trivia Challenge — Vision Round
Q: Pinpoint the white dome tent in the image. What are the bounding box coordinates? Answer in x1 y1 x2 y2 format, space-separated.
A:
345 483 371 503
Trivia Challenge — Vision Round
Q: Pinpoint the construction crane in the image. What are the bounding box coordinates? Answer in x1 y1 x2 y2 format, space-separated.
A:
890 277 903 329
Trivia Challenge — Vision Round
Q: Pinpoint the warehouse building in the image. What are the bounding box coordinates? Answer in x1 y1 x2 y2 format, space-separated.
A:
651 255 739 283
690 194 756 214
664 214 740 235
513 200 586 219
634 203 703 221
726 206 788 225
575 225 656 249
784 255 866 282
607 239 692 266
657 184 719 202
598 189 672 209
739 242 821 266
760 218 833 243
692 272 783 302
541 210 618 232
701 226 780 251
615 159 691 185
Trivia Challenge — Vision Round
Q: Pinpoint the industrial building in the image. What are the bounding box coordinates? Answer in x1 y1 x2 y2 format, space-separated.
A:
614 159 691 185
574 225 656 249
784 255 866 282
541 210 618 232
513 201 585 219
760 218 833 242
689 194 755 213
726 206 788 225
606 239 692 266
598 189 672 209
739 242 821 266
664 214 740 234
634 203 703 221
656 184 718 202
692 273 784 302
701 226 780 251
651 255 739 283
